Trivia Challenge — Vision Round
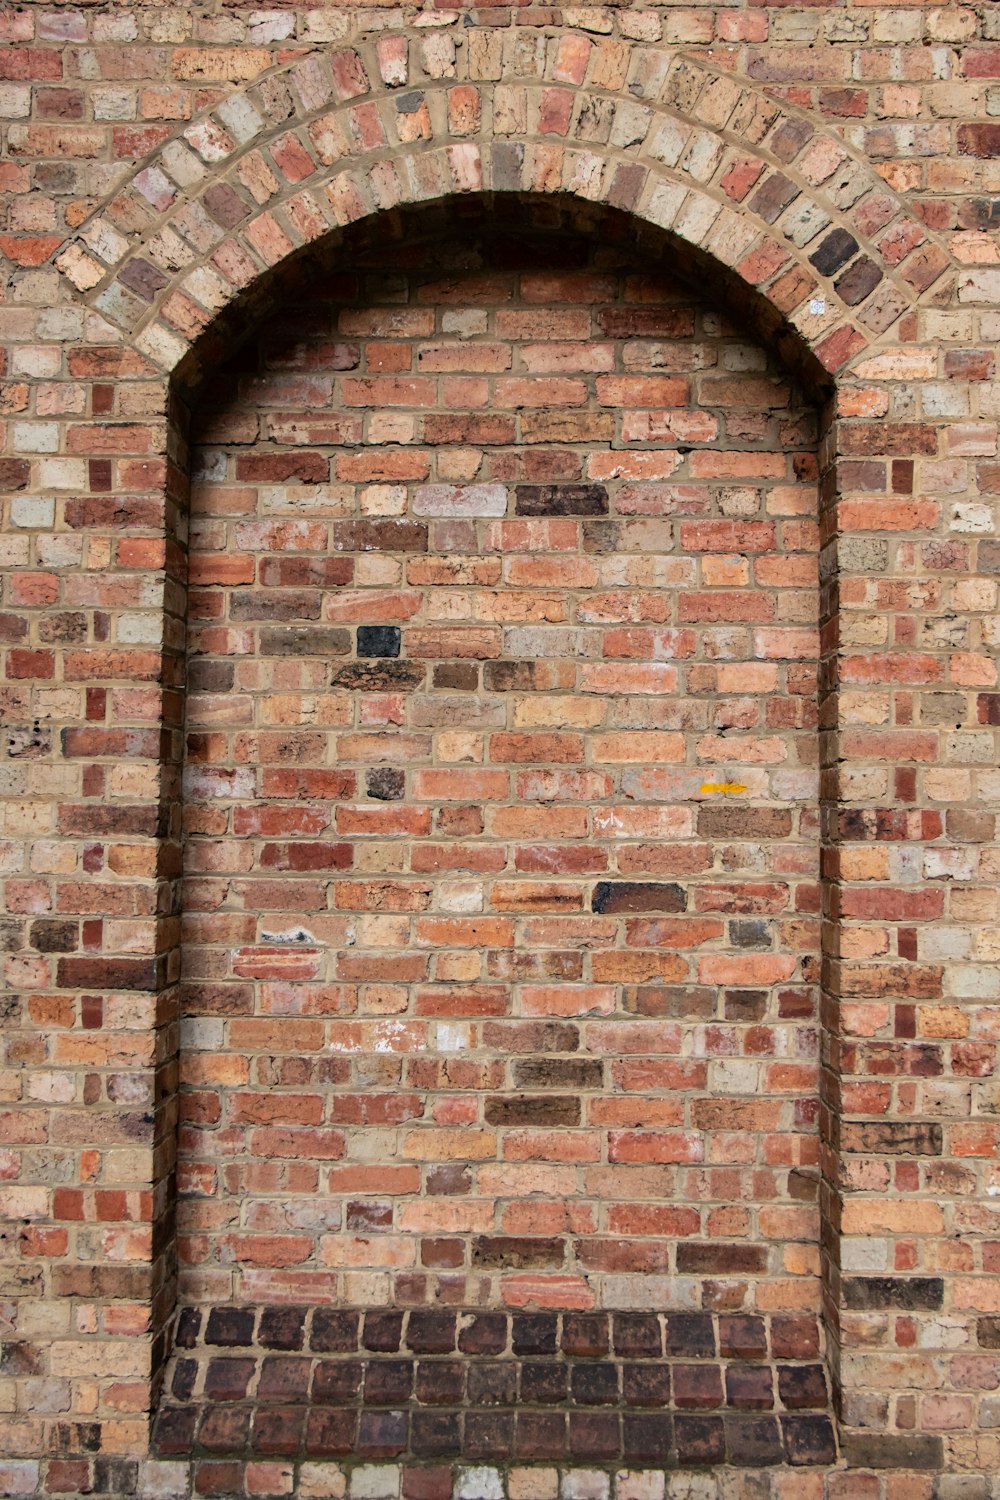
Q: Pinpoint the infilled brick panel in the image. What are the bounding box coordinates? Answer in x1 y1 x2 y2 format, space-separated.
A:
179 220 821 1320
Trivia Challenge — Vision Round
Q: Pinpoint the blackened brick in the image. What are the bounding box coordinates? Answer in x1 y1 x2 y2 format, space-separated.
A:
199 1406 252 1453
153 1406 198 1456
568 1409 621 1459
673 1363 724 1410
364 1359 413 1404
357 1409 409 1457
571 1362 619 1405
726 1415 783 1465
520 1361 568 1404
842 1277 943 1311
257 1354 310 1402
312 1310 359 1352
515 1410 567 1460
777 1363 828 1409
665 1313 715 1358
407 1311 457 1354
312 1359 363 1404
411 1409 462 1457
592 881 685 914
250 1406 305 1456
515 483 608 516
562 1313 610 1357
259 1306 306 1351
512 1314 558 1356
783 1414 838 1466
719 1316 767 1359
358 625 401 658
304 1408 357 1457
204 1357 256 1402
623 1411 672 1462
623 1362 671 1407
459 1313 508 1356
675 1413 726 1466
809 228 858 276
415 1360 465 1405
363 1311 405 1352
613 1313 662 1358
465 1410 515 1459
726 1364 774 1410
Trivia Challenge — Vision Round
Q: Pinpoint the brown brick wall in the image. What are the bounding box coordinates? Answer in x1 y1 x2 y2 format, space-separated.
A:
1 6 999 1497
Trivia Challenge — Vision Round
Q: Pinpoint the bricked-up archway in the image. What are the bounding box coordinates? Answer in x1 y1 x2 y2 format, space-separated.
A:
166 194 829 1469
19 25 970 1486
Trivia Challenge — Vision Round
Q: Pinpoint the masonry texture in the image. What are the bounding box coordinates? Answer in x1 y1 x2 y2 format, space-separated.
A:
1 3 999 1499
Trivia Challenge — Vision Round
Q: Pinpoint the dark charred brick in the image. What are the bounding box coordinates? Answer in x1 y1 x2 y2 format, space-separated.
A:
719 1314 767 1362
93 1458 139 1495
364 1359 413 1404
520 1361 568 1404
777 1363 828 1410
675 1413 726 1466
515 483 608 516
623 1410 672 1462
357 1409 408 1457
562 1313 610 1358
484 1095 580 1126
205 1307 256 1347
358 625 401 658
367 766 405 801
257 1354 310 1402
459 1312 508 1355
312 1358 363 1404
731 918 771 949
411 1409 462 1457
153 1407 199 1456
673 1363 724 1410
592 881 685 914
809 228 859 276
174 1306 202 1349
571 1362 619 1406
515 1410 567 1460
842 1277 944 1311
512 1314 558 1356
978 1317 1000 1348
363 1310 404 1352
473 1235 565 1269
723 989 768 1023
406 1311 457 1354
726 1415 783 1466
58 955 160 990
415 1360 465 1404
612 1314 662 1359
665 1313 715 1358
304 1408 357 1457
311 1309 359 1352
484 660 555 692
330 660 425 692
677 1243 769 1275
29 919 77 953
622 1362 671 1407
204 1357 256 1402
726 1364 774 1409
259 625 351 657
568 1409 621 1459
251 1406 304 1456
333 519 428 552
467 1361 517 1405
433 662 479 690
198 1406 252 1453
770 1315 819 1360
465 1410 515 1459
258 1306 306 1351
188 660 235 692
0 458 30 490
513 1058 604 1090
170 1358 198 1401
835 254 882 305
783 1414 838 1466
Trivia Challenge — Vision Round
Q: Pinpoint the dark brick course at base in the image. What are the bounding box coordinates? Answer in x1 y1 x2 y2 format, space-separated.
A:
153 1305 837 1468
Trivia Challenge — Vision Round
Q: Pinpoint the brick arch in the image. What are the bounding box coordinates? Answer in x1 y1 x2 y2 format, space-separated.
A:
50 37 952 381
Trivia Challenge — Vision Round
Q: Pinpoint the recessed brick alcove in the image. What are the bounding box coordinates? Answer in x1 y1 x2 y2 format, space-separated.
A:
164 199 829 1475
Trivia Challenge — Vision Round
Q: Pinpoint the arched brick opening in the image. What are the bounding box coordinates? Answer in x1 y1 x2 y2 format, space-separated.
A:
164 191 830 1468
34 32 963 1481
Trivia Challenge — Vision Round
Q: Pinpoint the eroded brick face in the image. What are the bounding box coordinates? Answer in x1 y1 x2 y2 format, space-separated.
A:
180 228 822 1318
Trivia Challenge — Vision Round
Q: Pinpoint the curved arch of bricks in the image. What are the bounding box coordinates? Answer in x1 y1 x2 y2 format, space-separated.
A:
47 36 954 377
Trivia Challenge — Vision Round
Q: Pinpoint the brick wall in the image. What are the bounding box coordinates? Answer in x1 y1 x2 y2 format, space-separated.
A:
2 6 1000 1499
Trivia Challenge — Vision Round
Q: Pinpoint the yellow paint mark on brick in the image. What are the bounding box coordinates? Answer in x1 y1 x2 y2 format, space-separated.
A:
700 782 747 795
